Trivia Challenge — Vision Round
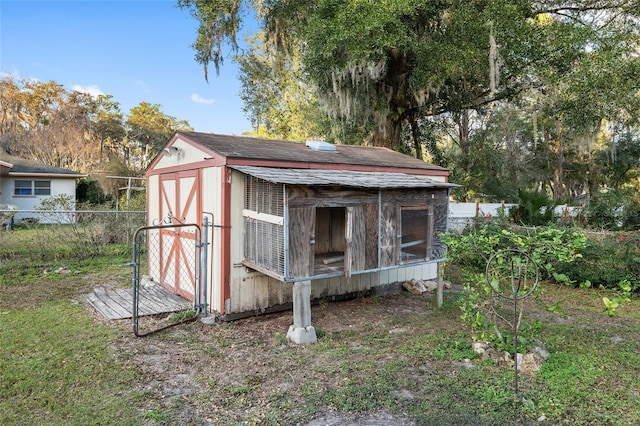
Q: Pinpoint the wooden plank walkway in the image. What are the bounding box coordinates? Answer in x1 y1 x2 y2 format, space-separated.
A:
85 284 192 320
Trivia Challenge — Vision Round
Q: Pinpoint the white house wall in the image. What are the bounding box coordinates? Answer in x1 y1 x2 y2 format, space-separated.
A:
1 177 77 224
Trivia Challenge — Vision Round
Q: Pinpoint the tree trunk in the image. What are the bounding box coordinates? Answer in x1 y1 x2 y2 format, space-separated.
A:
458 110 470 157
410 120 423 159
371 48 411 150
371 114 402 149
553 121 564 200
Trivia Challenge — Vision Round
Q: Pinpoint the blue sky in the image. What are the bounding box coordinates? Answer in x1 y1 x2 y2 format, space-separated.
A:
1 0 253 135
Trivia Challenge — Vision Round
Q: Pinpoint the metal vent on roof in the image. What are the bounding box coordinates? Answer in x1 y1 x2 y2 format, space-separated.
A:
305 140 336 152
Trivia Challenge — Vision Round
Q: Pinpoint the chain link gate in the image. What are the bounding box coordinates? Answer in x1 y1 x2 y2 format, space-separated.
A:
129 220 209 337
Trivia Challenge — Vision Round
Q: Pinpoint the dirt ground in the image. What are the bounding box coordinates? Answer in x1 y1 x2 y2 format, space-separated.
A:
87 276 640 425
97 289 463 425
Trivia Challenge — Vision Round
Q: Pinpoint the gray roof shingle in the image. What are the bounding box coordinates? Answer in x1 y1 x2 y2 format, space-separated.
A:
178 132 448 173
0 154 84 176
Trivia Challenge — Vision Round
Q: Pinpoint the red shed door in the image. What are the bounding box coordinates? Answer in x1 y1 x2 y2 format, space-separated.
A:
158 170 201 300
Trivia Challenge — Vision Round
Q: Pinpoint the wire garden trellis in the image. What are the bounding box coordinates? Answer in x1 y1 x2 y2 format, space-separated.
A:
485 249 539 396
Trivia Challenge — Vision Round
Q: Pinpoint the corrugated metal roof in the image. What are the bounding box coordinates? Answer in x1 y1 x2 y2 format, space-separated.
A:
231 166 459 189
179 132 448 173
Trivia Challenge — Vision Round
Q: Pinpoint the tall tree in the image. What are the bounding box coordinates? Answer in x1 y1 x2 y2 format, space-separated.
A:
93 95 126 163
180 0 640 155
0 77 100 170
125 102 192 169
236 33 329 141
0 77 194 175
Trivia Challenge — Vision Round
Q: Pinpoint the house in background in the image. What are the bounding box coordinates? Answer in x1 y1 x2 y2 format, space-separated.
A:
146 132 458 343
0 154 86 224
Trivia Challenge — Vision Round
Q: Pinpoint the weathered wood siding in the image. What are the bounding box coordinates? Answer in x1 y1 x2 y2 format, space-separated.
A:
382 188 449 261
288 186 377 207
380 204 399 268
364 203 379 270
288 206 315 278
226 183 449 316
345 205 366 278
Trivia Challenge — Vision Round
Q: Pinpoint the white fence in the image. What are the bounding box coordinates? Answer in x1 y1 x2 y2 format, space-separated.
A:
448 202 515 232
448 202 583 231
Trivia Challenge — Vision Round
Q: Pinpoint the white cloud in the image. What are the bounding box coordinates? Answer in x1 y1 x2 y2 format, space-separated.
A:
190 93 215 105
1 70 40 83
72 84 104 97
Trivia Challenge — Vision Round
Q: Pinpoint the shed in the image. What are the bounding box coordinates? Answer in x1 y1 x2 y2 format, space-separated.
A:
146 132 457 343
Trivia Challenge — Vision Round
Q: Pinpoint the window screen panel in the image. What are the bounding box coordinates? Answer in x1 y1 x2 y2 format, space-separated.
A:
34 181 51 196
14 180 32 196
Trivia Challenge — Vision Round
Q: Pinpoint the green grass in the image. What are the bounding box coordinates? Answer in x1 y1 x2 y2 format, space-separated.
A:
1 228 640 425
0 302 140 424
1 231 140 425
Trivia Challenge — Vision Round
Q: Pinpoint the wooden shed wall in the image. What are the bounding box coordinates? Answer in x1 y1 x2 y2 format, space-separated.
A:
227 262 438 317
200 166 224 313
217 173 449 317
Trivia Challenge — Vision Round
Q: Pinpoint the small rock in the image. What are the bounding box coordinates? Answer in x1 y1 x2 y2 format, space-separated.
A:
519 352 545 374
402 279 422 295
421 280 438 291
532 345 550 361
199 316 218 325
538 415 547 422
473 341 489 354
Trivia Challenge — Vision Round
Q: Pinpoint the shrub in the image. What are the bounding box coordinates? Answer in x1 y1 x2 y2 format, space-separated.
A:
510 189 557 226
555 232 640 292
442 224 587 352
583 189 640 231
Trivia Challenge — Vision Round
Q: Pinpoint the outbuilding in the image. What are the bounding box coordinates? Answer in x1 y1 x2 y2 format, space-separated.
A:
146 132 457 343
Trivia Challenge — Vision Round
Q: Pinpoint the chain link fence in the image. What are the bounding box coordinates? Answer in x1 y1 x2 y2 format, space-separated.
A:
0 209 146 262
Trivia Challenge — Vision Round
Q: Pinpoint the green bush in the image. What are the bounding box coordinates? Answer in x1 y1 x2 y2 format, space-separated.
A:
583 189 640 231
76 178 110 204
555 232 640 292
442 224 587 351
510 189 557 226
443 223 587 278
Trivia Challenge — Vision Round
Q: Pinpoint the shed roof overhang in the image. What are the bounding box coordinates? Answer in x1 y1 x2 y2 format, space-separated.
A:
230 165 459 189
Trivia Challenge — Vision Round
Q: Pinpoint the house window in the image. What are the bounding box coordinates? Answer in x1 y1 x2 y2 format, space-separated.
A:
400 206 433 263
14 180 51 196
